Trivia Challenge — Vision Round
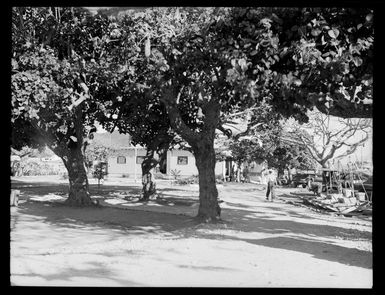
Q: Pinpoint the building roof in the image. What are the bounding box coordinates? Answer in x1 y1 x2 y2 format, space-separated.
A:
92 131 132 150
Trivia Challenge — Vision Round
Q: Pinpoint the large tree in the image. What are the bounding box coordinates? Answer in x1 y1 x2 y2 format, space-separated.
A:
11 7 112 205
91 7 373 221
81 13 179 200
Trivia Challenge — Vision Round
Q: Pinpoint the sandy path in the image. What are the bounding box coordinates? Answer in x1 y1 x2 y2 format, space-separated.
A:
10 179 372 287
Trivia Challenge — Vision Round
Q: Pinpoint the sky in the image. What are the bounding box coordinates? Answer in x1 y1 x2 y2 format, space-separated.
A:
83 7 109 14
323 116 372 165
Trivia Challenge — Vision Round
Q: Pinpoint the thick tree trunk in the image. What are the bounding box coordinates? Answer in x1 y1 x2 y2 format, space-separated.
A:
161 86 221 221
141 149 158 201
194 140 221 221
63 146 93 206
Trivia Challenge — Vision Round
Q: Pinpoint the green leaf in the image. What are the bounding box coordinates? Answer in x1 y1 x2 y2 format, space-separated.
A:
11 59 19 70
328 29 337 39
311 28 321 37
144 37 151 57
332 28 339 38
293 79 302 86
352 57 363 67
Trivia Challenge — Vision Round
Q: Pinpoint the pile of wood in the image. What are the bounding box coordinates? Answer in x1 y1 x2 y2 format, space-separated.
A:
302 190 371 215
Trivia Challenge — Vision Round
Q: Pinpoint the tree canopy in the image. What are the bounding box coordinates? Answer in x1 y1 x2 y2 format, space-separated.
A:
11 6 374 218
11 7 114 205
83 7 374 219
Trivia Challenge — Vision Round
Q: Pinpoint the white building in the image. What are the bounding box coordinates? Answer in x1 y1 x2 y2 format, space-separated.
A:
106 147 226 179
92 131 226 179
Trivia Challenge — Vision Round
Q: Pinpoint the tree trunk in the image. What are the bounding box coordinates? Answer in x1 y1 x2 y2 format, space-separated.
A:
63 146 93 206
161 87 221 221
141 149 158 201
193 139 221 221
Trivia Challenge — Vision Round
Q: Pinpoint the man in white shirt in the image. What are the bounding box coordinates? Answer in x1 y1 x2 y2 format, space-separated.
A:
266 169 277 201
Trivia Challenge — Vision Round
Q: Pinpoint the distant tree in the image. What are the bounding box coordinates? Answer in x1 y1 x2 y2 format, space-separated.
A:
95 7 148 18
266 140 317 176
228 108 316 179
284 111 372 168
225 102 281 176
85 142 109 166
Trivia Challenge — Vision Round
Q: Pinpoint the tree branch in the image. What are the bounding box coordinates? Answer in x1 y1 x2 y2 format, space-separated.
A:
160 85 199 144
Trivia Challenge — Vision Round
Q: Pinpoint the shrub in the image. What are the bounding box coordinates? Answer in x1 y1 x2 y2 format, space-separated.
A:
216 175 224 184
170 169 181 180
175 175 199 185
12 158 67 176
154 172 169 180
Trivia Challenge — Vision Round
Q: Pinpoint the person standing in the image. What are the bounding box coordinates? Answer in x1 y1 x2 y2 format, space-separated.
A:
266 169 277 201
242 165 250 183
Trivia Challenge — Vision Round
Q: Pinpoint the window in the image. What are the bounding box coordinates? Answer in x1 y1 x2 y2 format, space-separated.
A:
117 156 126 164
177 156 188 165
136 156 145 164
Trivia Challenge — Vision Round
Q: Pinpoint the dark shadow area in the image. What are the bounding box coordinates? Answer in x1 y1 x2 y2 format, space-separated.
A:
146 196 198 207
188 232 372 269
11 180 184 198
12 201 201 235
176 264 236 272
223 200 318 220
221 205 371 239
11 259 142 286
90 185 142 197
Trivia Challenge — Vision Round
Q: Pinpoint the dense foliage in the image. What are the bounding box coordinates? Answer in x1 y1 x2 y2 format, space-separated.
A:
11 7 373 216
11 7 113 205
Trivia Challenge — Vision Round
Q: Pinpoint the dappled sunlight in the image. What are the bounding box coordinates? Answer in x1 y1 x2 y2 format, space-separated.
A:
11 176 372 287
30 193 66 202
104 199 127 205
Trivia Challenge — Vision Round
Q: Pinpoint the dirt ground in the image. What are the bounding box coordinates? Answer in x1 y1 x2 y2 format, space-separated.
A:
10 176 372 287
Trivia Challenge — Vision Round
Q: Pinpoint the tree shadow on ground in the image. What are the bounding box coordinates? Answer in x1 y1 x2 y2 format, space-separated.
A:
12 180 183 199
12 198 372 270
11 256 143 286
223 199 324 220
221 205 371 239
13 201 200 235
188 232 372 269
